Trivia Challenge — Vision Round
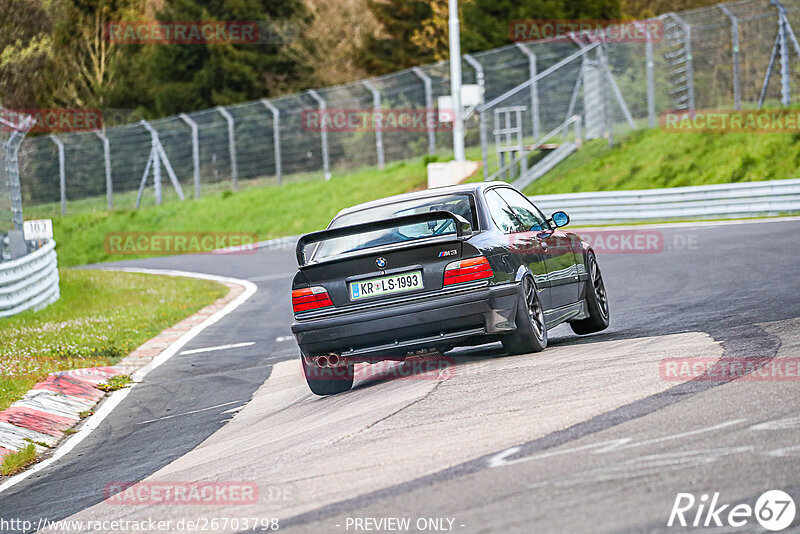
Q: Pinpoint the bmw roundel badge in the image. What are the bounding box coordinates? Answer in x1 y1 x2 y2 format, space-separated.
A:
376 257 387 269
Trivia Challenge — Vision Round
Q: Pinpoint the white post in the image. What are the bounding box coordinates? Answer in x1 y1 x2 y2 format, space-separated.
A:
515 43 541 139
717 5 741 110
93 130 113 209
260 99 282 184
411 67 436 155
179 113 201 199
633 20 657 126
448 0 465 161
141 120 162 205
216 106 238 190
49 135 66 215
307 90 331 180
362 80 385 169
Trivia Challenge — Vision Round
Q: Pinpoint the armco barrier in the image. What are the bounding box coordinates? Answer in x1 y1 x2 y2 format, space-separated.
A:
0 240 59 317
528 179 800 225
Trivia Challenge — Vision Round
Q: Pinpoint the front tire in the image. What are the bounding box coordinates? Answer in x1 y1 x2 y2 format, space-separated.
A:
570 252 609 335
302 356 354 395
501 277 548 355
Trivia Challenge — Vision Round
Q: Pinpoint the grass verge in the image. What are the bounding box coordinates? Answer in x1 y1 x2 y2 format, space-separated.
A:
1 444 37 476
48 154 446 267
0 269 226 411
523 129 800 195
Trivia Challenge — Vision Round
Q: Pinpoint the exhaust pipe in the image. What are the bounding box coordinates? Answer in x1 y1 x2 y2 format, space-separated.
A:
316 355 329 368
328 354 340 366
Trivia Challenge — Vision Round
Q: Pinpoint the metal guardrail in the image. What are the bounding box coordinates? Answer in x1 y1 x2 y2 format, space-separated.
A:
0 239 60 318
529 179 800 225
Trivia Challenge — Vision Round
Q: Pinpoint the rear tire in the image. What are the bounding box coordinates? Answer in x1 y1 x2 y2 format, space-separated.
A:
302 357 354 395
570 252 609 335
501 277 547 355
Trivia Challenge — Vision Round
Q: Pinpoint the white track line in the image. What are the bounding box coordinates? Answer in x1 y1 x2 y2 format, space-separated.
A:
137 401 241 425
249 273 293 282
180 342 255 355
0 268 257 496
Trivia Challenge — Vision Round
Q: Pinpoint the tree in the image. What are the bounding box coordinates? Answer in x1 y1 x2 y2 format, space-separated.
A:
362 0 624 75
410 0 449 63
141 0 306 115
0 0 56 108
41 0 145 109
360 0 433 75
285 0 380 88
461 0 621 53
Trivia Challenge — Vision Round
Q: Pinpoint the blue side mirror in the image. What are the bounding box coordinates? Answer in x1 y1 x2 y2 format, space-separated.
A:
551 211 570 228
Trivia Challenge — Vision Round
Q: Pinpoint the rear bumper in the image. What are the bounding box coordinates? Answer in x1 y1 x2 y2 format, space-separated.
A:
291 282 520 360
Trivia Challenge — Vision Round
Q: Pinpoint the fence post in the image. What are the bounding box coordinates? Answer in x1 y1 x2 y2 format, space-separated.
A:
307 90 331 180
770 0 799 106
179 113 201 199
669 13 695 113
216 106 239 190
411 67 436 155
4 128 30 230
49 135 67 215
642 22 657 127
717 4 741 110
260 99 282 185
139 120 185 208
93 130 113 210
515 43 541 139
566 72 582 123
646 34 656 127
362 80 385 169
142 121 162 205
479 110 489 180
599 45 613 148
463 53 485 100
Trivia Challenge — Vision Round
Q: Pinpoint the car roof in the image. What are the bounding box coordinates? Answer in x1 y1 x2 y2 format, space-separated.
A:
334 181 509 219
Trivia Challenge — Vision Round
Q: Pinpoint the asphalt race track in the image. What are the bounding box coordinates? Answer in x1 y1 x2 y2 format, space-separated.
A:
1 218 799 533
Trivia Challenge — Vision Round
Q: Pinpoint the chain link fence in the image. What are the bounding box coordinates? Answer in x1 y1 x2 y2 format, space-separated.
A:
16 0 800 215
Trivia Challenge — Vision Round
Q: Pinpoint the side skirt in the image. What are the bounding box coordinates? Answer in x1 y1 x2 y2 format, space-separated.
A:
544 300 589 328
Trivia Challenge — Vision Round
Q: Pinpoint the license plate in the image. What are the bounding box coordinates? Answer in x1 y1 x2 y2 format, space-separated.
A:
349 271 423 300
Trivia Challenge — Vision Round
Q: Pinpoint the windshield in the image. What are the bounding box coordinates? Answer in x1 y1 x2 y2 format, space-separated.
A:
312 193 476 261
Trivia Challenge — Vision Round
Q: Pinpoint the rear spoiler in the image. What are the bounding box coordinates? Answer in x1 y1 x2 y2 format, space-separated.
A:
296 210 467 266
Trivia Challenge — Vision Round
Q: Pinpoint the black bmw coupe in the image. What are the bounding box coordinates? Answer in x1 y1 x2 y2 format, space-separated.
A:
291 181 609 395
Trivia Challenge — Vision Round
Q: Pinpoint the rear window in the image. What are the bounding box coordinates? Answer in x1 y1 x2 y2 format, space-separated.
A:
312 193 477 261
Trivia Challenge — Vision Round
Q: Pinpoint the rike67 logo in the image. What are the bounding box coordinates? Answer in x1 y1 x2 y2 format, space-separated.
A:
668 490 796 531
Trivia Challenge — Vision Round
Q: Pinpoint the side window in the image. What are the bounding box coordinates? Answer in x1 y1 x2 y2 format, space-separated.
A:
495 188 548 232
484 190 523 233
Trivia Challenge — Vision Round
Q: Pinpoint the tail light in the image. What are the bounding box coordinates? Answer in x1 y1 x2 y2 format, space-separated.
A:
292 286 333 313
444 256 493 286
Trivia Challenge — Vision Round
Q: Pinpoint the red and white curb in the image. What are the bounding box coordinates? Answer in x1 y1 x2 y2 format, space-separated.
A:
0 269 256 494
0 368 118 455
